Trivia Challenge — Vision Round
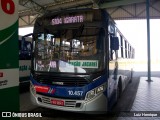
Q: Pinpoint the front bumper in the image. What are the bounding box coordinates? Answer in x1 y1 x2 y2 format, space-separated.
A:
30 87 108 113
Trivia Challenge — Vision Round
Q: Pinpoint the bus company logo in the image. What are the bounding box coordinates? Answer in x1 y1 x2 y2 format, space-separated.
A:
2 112 11 117
48 88 56 94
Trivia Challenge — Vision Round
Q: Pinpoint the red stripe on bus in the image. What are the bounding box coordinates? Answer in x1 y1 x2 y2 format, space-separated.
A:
34 85 50 93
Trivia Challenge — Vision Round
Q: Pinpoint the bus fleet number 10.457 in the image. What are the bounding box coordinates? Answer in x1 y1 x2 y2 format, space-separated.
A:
68 90 83 96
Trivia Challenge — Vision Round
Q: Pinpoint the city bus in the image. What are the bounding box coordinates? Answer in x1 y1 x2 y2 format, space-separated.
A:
30 9 135 113
19 34 32 85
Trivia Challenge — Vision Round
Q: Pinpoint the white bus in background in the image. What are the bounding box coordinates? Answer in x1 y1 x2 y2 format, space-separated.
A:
19 34 32 86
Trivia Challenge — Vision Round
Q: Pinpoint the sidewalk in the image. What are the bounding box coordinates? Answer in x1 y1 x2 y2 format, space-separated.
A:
118 77 160 120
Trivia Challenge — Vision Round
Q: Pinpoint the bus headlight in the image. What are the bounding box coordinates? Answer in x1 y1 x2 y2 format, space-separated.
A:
85 85 105 100
96 85 104 94
30 82 36 95
86 89 96 100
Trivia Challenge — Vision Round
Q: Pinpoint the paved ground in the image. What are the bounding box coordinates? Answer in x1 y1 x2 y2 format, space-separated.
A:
117 77 160 120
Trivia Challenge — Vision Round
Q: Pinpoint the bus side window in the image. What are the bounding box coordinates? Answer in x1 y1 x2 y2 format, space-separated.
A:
122 39 126 58
109 35 113 60
117 33 121 58
120 35 124 58
128 44 130 58
125 40 128 58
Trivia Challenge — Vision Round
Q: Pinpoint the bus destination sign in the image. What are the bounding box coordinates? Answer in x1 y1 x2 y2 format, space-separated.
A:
51 15 84 25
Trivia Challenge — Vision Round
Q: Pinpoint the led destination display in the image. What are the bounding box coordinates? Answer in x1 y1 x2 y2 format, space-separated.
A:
50 10 96 26
51 15 84 25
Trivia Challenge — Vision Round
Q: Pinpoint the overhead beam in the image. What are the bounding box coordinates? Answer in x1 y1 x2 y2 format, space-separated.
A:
19 14 40 28
19 0 46 12
90 0 100 9
19 0 93 17
19 0 50 17
100 0 146 8
46 0 92 12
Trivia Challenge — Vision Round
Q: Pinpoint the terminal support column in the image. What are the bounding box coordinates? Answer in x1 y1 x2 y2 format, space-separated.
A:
146 0 151 82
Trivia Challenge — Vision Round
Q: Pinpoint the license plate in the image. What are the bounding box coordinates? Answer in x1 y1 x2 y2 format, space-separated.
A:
51 99 64 106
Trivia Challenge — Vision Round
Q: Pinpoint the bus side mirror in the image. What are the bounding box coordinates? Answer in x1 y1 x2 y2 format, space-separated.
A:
111 37 119 50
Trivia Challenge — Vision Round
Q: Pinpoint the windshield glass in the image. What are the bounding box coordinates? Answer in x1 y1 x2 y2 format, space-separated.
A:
33 26 105 73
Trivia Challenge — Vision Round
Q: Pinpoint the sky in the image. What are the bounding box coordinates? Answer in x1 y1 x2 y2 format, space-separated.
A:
19 27 33 36
115 19 160 61
19 19 160 62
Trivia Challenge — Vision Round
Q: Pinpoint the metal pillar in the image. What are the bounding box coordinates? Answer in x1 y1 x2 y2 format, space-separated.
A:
146 0 152 82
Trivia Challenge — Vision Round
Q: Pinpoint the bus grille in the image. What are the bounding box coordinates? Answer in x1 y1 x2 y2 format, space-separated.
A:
35 75 89 87
39 96 80 108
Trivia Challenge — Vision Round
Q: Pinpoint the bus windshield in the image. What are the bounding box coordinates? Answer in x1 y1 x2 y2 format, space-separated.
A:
34 26 105 73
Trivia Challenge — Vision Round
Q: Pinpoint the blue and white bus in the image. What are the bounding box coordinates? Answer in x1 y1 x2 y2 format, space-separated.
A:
19 34 32 85
30 9 134 113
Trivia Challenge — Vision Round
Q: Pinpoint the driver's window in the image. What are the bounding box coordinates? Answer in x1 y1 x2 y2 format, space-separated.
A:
109 34 116 60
